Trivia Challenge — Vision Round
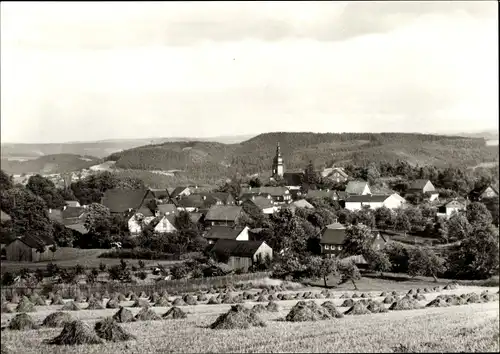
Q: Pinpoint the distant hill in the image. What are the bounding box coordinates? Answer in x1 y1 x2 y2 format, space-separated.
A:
0 135 255 160
0 154 101 175
442 129 498 141
106 132 499 181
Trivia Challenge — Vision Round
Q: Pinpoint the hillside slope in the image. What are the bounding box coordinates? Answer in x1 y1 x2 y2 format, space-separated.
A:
0 154 101 175
106 132 499 180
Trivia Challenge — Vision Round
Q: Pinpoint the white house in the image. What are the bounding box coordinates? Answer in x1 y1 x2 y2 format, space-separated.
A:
154 214 177 234
345 181 371 195
345 193 406 211
437 200 466 218
128 207 156 235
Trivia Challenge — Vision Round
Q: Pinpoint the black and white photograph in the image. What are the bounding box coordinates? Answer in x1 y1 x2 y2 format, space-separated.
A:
0 1 499 353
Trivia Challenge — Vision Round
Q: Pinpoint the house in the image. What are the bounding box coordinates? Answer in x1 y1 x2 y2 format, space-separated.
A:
320 223 387 257
204 225 250 244
204 205 243 227
170 186 191 199
128 205 156 235
470 185 499 201
407 179 439 201
437 200 466 218
289 199 315 213
61 206 86 220
321 167 349 183
257 187 292 204
150 189 171 202
345 193 405 211
282 172 304 190
101 189 150 215
153 213 177 234
242 197 277 215
210 239 273 272
345 181 371 195
239 192 272 203
5 234 55 262
64 200 81 208
192 192 236 206
176 195 206 212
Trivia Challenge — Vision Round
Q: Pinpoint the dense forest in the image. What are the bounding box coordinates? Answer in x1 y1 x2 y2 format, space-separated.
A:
0 154 101 175
106 132 498 181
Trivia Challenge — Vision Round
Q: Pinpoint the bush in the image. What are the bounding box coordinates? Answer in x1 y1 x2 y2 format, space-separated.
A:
1 272 15 286
136 271 148 280
99 249 180 261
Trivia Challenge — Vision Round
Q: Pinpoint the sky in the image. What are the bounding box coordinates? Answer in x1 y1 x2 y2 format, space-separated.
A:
1 1 498 143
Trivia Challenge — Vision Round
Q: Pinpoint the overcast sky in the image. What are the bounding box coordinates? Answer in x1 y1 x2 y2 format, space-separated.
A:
1 1 498 143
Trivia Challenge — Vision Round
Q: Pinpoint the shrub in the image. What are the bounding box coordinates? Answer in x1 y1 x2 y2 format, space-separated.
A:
136 271 148 280
94 317 135 342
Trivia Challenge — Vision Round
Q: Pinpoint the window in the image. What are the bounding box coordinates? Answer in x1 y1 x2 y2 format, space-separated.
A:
324 245 329 250
338 246 342 250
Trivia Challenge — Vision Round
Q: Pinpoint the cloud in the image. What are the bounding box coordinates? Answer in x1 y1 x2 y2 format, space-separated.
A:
1 1 496 49
0 1 497 143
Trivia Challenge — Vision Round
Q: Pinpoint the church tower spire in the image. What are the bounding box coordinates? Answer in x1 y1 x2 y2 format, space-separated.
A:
272 142 284 178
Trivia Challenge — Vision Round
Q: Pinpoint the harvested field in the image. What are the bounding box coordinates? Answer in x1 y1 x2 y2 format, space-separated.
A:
0 283 498 353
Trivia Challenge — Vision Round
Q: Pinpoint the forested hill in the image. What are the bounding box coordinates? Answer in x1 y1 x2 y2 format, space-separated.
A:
0 154 101 175
106 132 498 180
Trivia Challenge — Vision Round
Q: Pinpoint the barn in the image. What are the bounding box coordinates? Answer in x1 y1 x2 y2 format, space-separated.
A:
209 239 273 272
4 234 55 262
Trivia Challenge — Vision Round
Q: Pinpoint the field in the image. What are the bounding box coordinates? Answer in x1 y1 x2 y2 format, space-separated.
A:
0 248 182 273
1 277 498 353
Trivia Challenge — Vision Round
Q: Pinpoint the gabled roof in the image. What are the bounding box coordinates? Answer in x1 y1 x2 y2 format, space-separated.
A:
248 196 274 210
205 226 246 240
345 181 369 195
1 210 12 222
408 179 432 190
157 204 178 215
320 227 347 245
322 167 348 178
62 206 86 219
291 199 314 209
205 205 242 222
283 172 304 186
65 223 88 234
150 189 170 200
189 212 203 224
14 234 54 249
306 189 336 199
480 185 499 196
210 239 266 258
177 195 206 209
167 187 176 195
135 205 155 217
170 186 190 199
101 189 148 213
345 194 391 203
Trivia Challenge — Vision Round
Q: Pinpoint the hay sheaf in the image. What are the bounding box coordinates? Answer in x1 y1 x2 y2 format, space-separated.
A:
183 294 197 306
321 301 344 318
51 295 65 305
132 299 150 308
389 297 421 311
285 301 332 322
149 293 161 304
197 294 208 302
106 298 121 309
2 302 13 314
443 283 458 290
221 295 235 305
117 293 127 302
210 305 266 330
172 298 186 306
366 301 388 314
45 320 103 345
163 307 187 319
246 293 256 301
266 301 280 312
426 298 449 308
135 307 161 321
42 312 73 328
413 294 426 301
95 317 136 342
15 297 36 313
113 307 135 323
351 293 359 298
154 297 170 307
383 296 396 304
344 302 371 316
29 293 46 306
341 299 355 307
62 301 80 311
207 297 221 305
360 293 369 298
380 292 388 297
8 313 39 330
86 298 104 310
252 304 267 313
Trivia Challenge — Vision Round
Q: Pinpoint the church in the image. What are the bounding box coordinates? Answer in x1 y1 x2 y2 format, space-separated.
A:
271 142 303 190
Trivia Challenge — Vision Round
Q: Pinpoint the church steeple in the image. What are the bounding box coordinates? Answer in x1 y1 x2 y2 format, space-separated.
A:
272 142 284 177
